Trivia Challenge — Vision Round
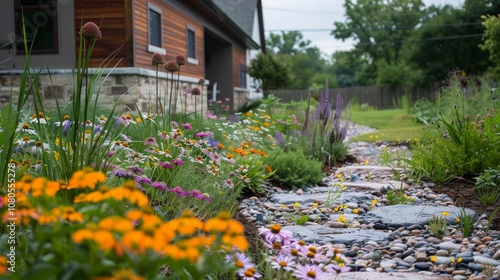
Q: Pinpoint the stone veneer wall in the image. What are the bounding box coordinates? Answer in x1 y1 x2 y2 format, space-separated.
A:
0 67 250 115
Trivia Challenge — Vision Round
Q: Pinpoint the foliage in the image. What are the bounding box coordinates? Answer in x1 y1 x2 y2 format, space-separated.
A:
264 149 324 190
297 81 349 165
480 14 500 80
408 76 500 182
427 211 449 239
385 189 414 205
456 208 479 238
474 169 500 206
247 52 291 92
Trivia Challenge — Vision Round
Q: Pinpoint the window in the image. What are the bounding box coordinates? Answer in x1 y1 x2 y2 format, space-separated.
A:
147 3 164 54
239 64 247 87
14 0 59 54
186 25 197 64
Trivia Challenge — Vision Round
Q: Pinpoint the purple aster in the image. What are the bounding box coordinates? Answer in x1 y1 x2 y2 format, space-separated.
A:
181 123 192 130
275 131 285 145
134 175 152 186
195 132 210 138
327 264 351 274
270 254 296 271
158 161 173 169
186 189 203 200
172 158 184 165
170 186 186 197
111 169 129 178
128 166 143 175
170 121 178 128
152 181 167 191
258 224 294 246
201 193 212 202
293 264 326 280
143 137 157 146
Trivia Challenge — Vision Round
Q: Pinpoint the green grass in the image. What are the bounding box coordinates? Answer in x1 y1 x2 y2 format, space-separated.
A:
350 108 425 142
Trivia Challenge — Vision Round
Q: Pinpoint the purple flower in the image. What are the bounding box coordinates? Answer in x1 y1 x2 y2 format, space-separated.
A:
195 132 210 138
134 175 151 186
128 166 143 175
159 161 173 169
170 121 178 128
152 181 167 191
226 252 255 276
181 123 192 130
172 158 185 165
223 179 234 189
143 137 157 146
170 186 186 197
258 224 294 246
293 264 326 280
327 264 351 274
270 254 296 271
275 131 285 145
111 169 129 178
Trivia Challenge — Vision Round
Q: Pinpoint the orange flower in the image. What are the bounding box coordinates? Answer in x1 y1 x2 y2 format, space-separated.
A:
107 181 149 207
67 168 106 190
98 216 135 233
93 269 144 280
166 210 203 235
121 230 156 254
3 202 38 225
162 240 201 262
52 206 84 223
217 143 225 149
0 255 7 275
72 225 118 252
265 165 273 173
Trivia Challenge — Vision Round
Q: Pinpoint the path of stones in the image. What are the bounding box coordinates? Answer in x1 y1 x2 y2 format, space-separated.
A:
238 124 500 280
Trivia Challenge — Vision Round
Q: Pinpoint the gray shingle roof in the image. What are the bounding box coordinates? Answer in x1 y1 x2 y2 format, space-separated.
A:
210 0 257 37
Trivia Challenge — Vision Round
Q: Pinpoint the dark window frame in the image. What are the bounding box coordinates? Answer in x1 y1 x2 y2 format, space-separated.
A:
148 6 162 48
239 64 247 87
14 0 59 55
187 28 196 59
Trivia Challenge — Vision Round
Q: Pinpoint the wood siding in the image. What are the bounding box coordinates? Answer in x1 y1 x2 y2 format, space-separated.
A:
133 0 204 79
75 0 133 67
232 46 246 88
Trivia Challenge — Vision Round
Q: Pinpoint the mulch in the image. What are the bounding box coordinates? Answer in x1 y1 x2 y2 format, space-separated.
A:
433 178 500 232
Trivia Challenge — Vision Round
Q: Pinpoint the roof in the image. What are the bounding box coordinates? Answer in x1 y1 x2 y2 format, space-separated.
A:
201 0 263 50
210 0 257 37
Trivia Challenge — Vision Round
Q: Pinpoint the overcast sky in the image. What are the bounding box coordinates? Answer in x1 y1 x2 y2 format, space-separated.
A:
262 0 463 57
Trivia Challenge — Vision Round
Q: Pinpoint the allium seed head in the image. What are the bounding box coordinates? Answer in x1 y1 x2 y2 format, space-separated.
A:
174 54 186 66
164 60 180 72
198 78 205 84
80 22 101 40
151 53 165 66
191 87 201 96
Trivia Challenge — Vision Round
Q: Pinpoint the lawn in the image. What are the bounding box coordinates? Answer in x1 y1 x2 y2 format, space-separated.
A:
349 108 425 142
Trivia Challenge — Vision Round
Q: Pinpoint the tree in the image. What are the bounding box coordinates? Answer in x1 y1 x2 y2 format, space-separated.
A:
480 14 500 80
332 0 426 86
247 52 290 94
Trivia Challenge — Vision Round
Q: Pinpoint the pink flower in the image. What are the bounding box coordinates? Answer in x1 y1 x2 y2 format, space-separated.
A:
181 123 192 130
293 264 326 280
270 254 296 271
151 53 165 65
174 54 186 66
164 60 180 72
258 224 294 246
80 22 101 40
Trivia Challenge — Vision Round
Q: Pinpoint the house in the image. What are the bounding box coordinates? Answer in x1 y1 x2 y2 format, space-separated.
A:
0 0 265 113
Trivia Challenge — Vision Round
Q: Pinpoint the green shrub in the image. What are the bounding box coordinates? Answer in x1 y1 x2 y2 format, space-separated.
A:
408 76 500 182
475 169 500 205
385 189 414 205
265 149 324 189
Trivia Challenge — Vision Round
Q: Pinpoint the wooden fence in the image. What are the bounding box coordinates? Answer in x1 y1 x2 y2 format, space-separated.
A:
265 84 441 109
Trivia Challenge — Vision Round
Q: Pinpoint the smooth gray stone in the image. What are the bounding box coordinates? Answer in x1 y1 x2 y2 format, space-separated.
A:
363 204 475 226
283 225 390 246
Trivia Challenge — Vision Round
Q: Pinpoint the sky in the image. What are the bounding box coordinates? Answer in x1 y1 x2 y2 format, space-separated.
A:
262 0 463 57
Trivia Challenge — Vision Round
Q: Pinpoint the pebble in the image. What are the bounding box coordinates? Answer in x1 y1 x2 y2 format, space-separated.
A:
238 131 500 279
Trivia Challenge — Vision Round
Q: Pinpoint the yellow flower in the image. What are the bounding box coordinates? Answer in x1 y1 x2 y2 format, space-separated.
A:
334 207 339 212
281 204 286 209
313 203 318 208
353 208 359 214
364 160 369 165
67 168 106 190
135 117 142 123
441 211 449 217
294 202 300 208
337 214 345 223
372 199 378 205
456 218 460 223
430 255 437 262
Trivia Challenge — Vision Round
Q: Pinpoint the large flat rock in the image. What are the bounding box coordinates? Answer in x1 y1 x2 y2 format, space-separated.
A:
333 272 449 280
363 204 476 226
269 191 373 205
283 225 390 246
